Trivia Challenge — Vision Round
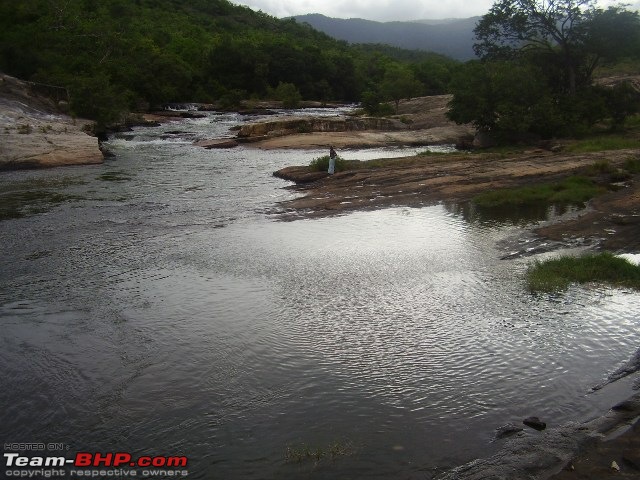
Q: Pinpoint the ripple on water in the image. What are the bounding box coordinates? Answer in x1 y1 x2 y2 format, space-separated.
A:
3 119 640 480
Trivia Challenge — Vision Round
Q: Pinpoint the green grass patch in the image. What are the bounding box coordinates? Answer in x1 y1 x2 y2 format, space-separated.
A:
473 176 604 208
564 135 639 153
527 252 640 292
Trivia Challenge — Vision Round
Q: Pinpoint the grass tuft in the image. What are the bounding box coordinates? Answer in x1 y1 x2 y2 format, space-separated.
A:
527 252 640 292
473 176 603 208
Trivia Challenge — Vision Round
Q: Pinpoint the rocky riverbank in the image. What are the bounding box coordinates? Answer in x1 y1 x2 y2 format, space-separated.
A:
437 390 640 480
273 147 640 252
196 95 475 150
0 73 103 170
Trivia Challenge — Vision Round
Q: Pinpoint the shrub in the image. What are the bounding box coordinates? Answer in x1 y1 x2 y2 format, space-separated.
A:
270 82 302 108
309 154 346 172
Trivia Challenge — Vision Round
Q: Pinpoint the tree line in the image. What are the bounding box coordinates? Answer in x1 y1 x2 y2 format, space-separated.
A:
0 0 457 127
2 0 638 141
447 0 640 141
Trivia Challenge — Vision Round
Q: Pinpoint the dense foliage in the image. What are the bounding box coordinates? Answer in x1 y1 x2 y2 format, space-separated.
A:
448 0 640 141
0 0 458 127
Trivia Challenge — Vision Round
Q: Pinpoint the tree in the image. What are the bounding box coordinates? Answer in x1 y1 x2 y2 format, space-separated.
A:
474 0 640 94
379 64 422 113
270 82 302 108
447 60 565 139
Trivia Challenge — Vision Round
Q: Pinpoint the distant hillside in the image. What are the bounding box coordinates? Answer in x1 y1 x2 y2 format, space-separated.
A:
292 14 479 61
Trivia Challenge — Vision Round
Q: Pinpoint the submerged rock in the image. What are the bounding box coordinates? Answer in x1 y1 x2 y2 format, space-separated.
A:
494 423 524 440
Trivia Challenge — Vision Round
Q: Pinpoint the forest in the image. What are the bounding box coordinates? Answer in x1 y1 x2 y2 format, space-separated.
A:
2 0 639 141
447 0 640 141
0 0 457 127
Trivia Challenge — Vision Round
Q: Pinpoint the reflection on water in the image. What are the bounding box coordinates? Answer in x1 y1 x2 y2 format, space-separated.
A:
445 200 582 227
1 112 640 480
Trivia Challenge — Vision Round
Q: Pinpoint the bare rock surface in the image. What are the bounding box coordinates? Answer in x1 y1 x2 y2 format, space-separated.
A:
197 94 475 150
437 392 640 480
0 73 103 170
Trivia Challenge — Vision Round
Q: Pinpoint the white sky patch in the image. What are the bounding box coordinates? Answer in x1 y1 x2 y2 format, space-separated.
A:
232 0 640 21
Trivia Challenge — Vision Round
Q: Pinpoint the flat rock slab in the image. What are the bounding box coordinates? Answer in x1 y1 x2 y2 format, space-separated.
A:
0 74 103 169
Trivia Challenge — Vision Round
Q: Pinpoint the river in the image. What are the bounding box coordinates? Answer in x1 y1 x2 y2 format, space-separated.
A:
1 108 640 479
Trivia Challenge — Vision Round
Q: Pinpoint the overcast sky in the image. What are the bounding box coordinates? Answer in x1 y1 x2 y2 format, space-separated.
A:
232 0 640 22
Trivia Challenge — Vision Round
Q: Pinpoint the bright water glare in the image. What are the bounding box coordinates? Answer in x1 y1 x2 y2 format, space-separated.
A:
1 110 640 479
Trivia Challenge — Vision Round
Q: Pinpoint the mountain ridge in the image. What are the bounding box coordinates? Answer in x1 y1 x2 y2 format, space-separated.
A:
292 13 479 60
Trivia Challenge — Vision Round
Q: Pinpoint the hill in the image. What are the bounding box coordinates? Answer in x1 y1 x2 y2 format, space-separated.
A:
292 14 479 61
0 0 461 126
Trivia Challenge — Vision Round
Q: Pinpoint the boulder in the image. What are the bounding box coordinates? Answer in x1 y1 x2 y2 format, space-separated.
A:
0 73 103 170
523 416 547 431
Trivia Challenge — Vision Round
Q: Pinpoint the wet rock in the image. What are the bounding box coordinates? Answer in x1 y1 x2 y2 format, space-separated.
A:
612 396 640 412
238 108 278 115
494 423 524 440
194 139 239 149
237 116 403 138
523 416 547 431
273 166 326 183
592 346 640 391
472 130 496 149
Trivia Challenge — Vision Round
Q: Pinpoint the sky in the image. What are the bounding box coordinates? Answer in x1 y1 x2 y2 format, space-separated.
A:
232 0 640 22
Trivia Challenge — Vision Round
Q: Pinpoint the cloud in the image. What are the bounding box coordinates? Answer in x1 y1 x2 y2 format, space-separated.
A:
233 0 496 21
234 0 640 21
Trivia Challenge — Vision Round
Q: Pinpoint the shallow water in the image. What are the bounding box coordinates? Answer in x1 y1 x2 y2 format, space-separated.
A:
1 110 640 479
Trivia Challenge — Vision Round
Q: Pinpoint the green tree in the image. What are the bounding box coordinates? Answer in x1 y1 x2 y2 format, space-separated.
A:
380 64 422 113
270 82 302 108
604 81 640 130
474 0 640 94
448 60 565 139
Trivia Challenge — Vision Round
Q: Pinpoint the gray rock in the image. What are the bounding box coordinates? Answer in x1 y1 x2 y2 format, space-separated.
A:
523 417 547 431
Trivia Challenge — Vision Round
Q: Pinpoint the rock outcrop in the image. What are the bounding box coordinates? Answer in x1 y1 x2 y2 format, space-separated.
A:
218 95 474 150
236 116 404 139
0 73 104 170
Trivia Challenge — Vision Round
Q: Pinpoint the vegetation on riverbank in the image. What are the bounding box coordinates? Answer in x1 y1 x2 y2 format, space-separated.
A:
471 153 640 209
564 134 640 153
527 252 640 292
309 155 348 173
473 176 605 208
447 1 640 142
0 0 457 128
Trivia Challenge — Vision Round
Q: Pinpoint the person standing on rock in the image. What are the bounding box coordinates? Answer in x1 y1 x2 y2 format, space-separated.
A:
328 146 337 175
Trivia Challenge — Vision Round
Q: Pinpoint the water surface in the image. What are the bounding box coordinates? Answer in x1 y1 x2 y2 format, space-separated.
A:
1 111 639 479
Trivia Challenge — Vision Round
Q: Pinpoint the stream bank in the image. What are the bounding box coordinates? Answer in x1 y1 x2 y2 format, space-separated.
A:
0 73 103 169
274 148 640 253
